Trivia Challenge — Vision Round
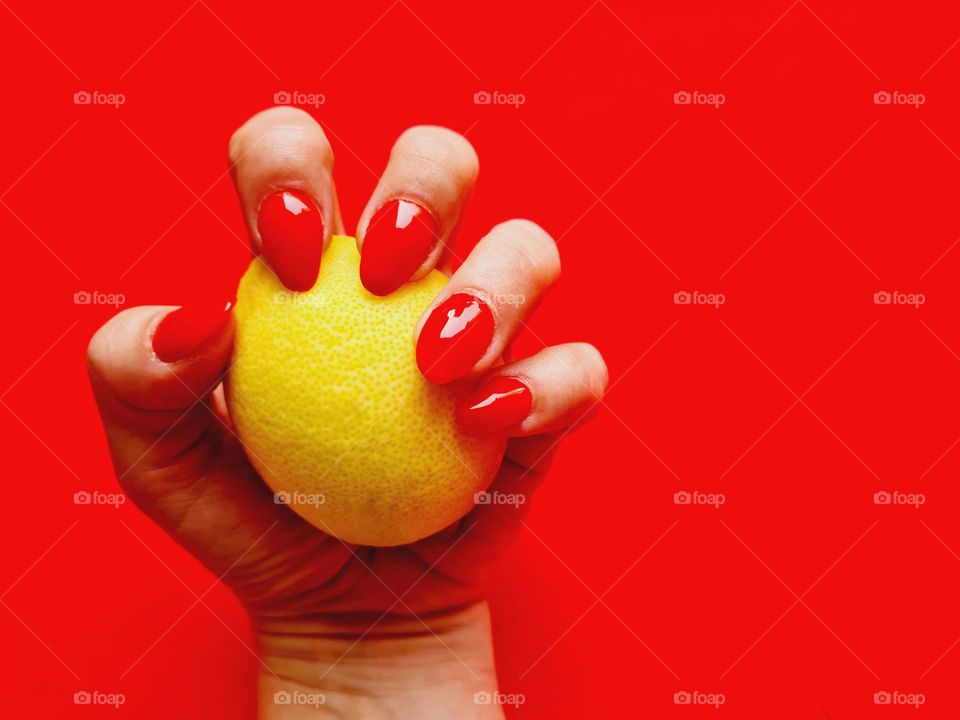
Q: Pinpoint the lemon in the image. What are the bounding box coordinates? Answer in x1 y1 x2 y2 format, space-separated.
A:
226 235 505 546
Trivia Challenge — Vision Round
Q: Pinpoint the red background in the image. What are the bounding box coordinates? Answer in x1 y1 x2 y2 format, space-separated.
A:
3 0 960 716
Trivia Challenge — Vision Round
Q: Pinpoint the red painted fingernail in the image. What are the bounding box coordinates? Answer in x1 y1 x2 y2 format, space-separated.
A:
153 300 233 363
257 190 324 292
360 199 440 296
457 376 531 433
416 293 495 384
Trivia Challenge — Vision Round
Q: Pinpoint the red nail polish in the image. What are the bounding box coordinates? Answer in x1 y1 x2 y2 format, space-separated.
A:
257 190 324 292
360 199 440 296
416 293 495 384
457 376 531 432
153 300 233 363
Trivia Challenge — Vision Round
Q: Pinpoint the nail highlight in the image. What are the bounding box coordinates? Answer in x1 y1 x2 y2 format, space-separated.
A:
457 376 531 432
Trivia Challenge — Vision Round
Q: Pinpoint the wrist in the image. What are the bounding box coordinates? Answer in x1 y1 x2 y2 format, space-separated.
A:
256 602 504 719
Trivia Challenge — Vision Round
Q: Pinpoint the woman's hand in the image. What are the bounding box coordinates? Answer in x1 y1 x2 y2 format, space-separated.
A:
87 107 608 718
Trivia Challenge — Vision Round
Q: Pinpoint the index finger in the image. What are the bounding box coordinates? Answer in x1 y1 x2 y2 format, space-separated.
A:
229 106 343 291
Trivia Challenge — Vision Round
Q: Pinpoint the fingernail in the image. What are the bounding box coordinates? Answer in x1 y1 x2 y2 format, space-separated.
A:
360 199 440 296
416 293 495 384
457 376 531 433
153 299 233 363
257 189 324 292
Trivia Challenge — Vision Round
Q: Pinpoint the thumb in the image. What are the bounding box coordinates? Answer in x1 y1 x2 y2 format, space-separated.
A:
86 302 234 483
87 301 319 586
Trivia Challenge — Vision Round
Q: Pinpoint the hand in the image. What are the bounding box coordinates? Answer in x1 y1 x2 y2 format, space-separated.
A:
87 108 608 718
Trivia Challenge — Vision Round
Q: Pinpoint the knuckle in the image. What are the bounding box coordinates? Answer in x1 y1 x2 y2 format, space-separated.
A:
227 126 247 165
395 126 479 181
494 219 561 280
86 308 139 380
263 126 333 166
571 343 608 399
85 326 108 377
258 105 316 124
399 125 475 156
229 107 329 166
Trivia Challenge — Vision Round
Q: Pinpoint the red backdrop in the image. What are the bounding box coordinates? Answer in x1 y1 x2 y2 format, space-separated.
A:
3 0 960 716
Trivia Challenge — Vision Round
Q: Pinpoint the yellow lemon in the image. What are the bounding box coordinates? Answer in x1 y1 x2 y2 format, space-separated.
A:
226 235 505 546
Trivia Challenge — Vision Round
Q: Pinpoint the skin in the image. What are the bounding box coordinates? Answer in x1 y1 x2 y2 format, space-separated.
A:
87 108 609 718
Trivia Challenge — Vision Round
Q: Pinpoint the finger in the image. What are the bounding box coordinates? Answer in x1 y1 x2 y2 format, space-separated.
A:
415 219 560 384
228 107 342 292
430 347 607 571
87 304 323 578
87 303 234 475
456 343 608 435
356 126 479 296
